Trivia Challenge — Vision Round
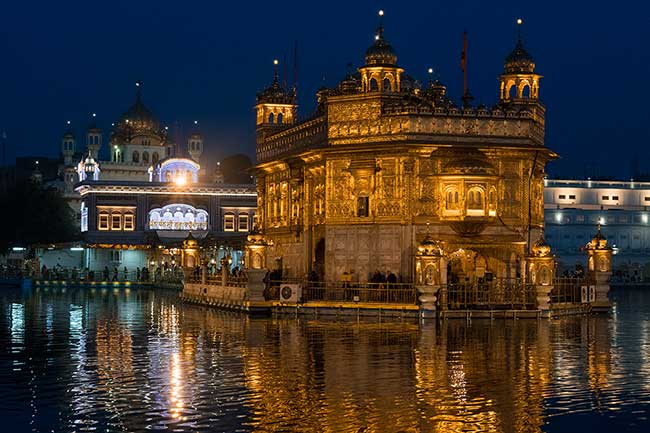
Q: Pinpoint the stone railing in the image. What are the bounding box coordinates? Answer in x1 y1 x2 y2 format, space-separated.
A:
257 117 327 163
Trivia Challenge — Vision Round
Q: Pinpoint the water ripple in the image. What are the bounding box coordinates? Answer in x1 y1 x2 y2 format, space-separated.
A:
0 287 649 432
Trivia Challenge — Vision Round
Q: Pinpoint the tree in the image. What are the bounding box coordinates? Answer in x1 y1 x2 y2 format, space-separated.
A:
0 180 78 251
220 153 254 184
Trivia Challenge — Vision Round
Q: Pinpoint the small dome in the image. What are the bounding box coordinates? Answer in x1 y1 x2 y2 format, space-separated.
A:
587 225 609 250
183 231 199 249
256 78 294 105
504 40 535 74
338 72 360 94
365 35 397 66
531 235 552 257
418 234 442 256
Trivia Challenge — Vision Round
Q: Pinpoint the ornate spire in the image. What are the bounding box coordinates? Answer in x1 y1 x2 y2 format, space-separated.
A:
135 80 143 102
504 18 535 73
376 9 385 40
364 9 397 66
256 59 294 104
272 59 279 84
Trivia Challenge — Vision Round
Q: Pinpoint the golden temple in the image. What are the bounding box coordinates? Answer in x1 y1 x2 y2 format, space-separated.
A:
253 12 556 289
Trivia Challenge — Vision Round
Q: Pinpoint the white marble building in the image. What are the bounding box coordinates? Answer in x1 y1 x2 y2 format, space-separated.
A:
544 178 650 277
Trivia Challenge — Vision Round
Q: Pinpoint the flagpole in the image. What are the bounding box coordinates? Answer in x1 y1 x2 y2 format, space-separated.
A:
462 30 468 98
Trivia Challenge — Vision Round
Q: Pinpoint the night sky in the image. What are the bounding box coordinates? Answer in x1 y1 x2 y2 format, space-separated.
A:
1 0 648 178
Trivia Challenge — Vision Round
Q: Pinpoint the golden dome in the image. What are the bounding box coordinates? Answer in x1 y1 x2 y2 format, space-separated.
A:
531 235 552 257
417 234 442 256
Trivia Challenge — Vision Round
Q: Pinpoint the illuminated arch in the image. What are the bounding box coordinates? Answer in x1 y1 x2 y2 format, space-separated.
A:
149 203 208 231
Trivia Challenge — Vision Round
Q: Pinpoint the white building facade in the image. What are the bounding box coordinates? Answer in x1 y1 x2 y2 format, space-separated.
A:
544 179 650 279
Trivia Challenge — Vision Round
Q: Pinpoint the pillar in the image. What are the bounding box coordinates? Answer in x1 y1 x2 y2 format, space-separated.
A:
585 228 612 312
414 235 444 318
528 235 555 313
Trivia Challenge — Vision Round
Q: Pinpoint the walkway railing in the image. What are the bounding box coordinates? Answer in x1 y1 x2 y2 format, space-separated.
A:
184 271 248 287
442 278 536 310
550 277 591 304
267 281 418 305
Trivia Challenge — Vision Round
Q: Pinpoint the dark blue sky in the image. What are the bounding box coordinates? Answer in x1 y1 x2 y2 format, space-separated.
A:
1 0 648 177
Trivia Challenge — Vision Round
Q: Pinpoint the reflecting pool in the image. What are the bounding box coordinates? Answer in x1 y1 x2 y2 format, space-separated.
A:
0 286 649 432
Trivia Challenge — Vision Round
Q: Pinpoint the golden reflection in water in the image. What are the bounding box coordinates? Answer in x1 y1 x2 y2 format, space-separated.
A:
170 352 185 420
236 318 572 433
176 304 619 433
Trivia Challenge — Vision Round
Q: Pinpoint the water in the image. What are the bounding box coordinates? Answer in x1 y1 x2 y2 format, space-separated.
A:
0 287 649 433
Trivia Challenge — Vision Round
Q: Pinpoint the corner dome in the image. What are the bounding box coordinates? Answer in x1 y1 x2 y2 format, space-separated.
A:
504 39 535 74
256 77 294 105
365 35 397 66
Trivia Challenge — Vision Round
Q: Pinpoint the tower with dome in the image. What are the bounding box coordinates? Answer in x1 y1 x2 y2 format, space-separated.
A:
253 12 557 298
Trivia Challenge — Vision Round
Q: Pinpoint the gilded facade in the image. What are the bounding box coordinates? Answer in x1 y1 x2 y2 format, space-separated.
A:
254 15 556 284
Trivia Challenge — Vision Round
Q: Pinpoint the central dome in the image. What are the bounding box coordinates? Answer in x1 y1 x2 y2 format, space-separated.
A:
112 84 165 141
365 35 397 66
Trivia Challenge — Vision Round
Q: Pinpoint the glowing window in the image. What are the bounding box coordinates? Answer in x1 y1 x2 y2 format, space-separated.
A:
98 212 109 231
467 188 483 210
123 213 135 231
446 189 459 210
80 203 88 233
357 196 369 217
224 213 235 231
111 214 122 231
238 213 249 232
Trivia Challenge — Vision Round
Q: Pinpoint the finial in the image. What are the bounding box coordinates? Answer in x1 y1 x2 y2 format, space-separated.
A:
135 80 142 101
427 67 433 85
516 18 523 42
92 113 96 118
194 120 198 125
273 59 279 82
376 9 385 40
66 120 71 125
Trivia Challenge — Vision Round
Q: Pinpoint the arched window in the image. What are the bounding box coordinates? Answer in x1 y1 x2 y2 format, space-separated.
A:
277 113 283 124
508 84 517 99
152 152 159 164
383 77 391 92
268 113 274 123
142 151 149 163
132 151 139 163
467 188 483 209
369 78 379 92
149 211 161 229
521 85 531 98
446 188 459 210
